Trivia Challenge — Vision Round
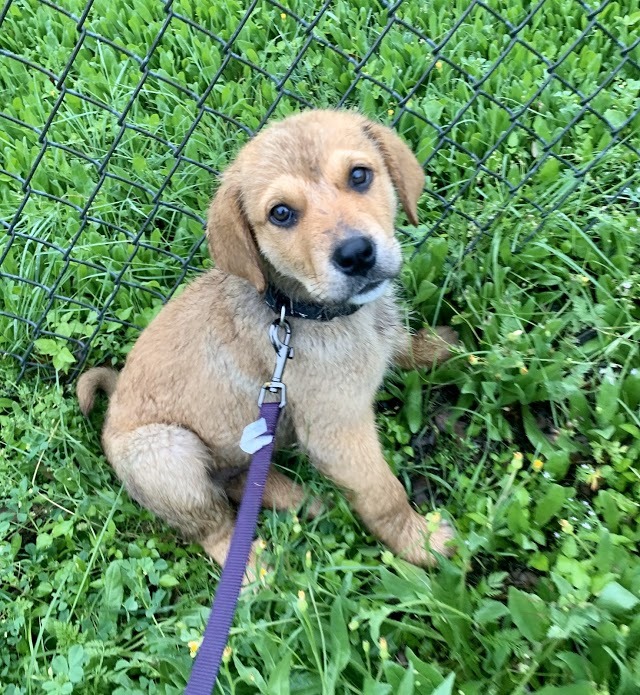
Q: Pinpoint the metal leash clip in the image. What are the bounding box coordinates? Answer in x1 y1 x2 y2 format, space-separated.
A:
258 306 294 408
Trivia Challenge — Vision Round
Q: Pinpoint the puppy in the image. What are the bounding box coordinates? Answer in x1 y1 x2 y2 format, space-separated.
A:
77 109 457 577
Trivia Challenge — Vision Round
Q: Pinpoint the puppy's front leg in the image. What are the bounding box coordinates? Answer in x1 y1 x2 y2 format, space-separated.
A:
300 413 454 566
394 325 458 370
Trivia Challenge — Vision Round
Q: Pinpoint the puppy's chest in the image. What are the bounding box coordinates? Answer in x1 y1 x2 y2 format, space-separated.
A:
290 320 394 389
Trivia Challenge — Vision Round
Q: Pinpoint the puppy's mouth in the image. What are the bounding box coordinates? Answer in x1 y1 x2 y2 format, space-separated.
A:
349 279 390 305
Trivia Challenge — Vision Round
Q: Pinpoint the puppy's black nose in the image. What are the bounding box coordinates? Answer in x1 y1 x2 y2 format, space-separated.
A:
332 236 376 276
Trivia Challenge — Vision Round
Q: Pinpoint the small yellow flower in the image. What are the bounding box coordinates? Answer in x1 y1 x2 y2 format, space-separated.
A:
387 109 394 116
426 511 443 533
435 60 443 70
532 459 544 472
507 329 523 341
280 12 286 19
468 354 479 365
510 451 524 471
559 519 574 534
519 366 529 375
379 637 389 660
259 566 268 580
297 589 308 612
578 275 590 285
222 646 232 664
188 639 201 658
292 514 302 534
587 467 602 491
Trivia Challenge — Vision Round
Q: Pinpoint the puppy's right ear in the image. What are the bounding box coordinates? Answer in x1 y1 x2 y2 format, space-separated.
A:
206 177 266 292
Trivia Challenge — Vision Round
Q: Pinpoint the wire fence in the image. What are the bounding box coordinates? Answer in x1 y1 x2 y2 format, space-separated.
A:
1 0 639 381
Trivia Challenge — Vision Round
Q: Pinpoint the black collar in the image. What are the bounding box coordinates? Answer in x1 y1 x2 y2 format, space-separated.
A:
264 284 361 321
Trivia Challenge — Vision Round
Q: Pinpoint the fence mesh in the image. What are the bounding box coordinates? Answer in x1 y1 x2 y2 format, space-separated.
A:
1 0 639 381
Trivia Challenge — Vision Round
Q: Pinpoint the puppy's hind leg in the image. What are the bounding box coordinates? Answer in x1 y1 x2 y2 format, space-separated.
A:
225 468 323 519
103 424 263 580
394 326 459 370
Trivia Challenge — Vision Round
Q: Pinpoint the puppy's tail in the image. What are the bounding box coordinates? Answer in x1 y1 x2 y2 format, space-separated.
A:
77 367 119 416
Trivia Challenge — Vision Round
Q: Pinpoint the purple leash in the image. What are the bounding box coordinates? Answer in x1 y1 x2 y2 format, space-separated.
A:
185 314 293 695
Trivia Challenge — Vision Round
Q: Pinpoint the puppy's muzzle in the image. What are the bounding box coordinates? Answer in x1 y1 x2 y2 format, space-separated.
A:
332 235 376 277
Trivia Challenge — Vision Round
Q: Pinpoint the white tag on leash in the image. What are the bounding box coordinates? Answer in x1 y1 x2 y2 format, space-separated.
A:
239 417 273 454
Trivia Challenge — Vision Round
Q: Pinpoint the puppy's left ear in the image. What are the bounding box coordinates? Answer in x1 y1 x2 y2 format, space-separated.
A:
362 120 425 226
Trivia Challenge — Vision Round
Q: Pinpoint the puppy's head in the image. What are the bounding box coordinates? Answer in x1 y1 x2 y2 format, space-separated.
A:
207 110 424 305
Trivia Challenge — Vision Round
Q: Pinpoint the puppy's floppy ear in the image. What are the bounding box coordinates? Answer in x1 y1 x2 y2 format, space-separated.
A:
206 176 266 292
362 120 425 226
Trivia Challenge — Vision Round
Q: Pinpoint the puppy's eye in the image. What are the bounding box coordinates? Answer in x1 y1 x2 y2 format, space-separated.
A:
349 166 373 192
269 204 297 228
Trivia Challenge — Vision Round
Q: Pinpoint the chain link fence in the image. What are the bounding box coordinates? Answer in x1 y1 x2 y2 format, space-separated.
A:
1 0 639 381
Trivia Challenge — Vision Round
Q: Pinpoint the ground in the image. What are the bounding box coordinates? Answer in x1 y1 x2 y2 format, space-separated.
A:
1 0 640 693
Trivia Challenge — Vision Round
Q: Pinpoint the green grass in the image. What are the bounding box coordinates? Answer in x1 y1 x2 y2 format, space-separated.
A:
2 0 640 693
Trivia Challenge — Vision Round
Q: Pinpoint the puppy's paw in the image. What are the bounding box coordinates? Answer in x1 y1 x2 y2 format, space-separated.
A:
434 326 460 350
305 496 326 519
423 512 456 558
396 511 456 567
410 326 459 367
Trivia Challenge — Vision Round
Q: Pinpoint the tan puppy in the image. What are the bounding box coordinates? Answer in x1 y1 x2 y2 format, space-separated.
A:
78 110 456 577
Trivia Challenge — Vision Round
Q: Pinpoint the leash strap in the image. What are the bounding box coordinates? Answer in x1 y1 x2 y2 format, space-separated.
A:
185 400 281 695
186 312 292 694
